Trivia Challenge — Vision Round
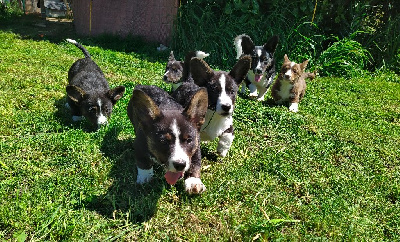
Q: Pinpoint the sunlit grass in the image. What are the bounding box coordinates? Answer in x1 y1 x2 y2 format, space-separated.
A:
0 30 399 240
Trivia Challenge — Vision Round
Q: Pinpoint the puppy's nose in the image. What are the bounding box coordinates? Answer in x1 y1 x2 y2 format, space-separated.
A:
284 74 291 79
173 160 186 171
221 104 231 112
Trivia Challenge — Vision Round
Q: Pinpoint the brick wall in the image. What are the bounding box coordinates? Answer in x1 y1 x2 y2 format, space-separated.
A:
72 0 179 45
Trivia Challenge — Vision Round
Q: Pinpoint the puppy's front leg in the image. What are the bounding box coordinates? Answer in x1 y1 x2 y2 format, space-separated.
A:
288 91 301 113
248 83 258 99
134 139 154 184
137 166 154 184
217 126 234 157
257 87 268 101
184 147 206 194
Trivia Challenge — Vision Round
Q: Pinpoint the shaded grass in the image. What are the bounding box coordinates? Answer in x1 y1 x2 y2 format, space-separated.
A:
1 28 400 241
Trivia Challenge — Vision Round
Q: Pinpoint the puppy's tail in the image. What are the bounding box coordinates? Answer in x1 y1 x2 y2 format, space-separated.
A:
182 50 210 81
234 35 244 60
195 51 209 59
304 70 317 80
66 38 91 58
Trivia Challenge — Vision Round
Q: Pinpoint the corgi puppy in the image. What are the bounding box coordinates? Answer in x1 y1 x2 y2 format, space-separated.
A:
65 39 125 128
127 84 208 194
234 34 279 101
163 50 209 91
271 54 315 112
189 55 251 157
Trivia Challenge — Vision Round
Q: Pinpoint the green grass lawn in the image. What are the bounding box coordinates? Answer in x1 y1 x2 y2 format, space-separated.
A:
1 25 400 240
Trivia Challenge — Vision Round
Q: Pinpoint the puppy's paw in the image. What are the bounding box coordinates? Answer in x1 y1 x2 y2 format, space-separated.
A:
289 102 299 112
136 167 154 184
249 93 258 99
217 132 233 157
185 177 206 194
217 148 228 157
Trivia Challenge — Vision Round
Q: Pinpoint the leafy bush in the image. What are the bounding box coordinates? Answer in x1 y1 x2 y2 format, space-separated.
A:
0 1 23 20
171 0 399 76
316 37 372 78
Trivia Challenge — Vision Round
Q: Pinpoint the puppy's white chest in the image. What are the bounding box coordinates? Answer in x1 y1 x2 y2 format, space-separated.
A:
278 80 293 101
200 109 232 141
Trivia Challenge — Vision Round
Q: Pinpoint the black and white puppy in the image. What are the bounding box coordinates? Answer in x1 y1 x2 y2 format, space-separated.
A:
65 39 125 128
234 34 279 101
163 50 209 91
127 84 208 194
189 55 251 157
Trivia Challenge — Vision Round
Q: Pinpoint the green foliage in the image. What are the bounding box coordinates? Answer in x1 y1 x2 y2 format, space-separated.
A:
1 29 400 240
171 0 280 70
317 36 372 78
0 1 23 20
172 0 400 76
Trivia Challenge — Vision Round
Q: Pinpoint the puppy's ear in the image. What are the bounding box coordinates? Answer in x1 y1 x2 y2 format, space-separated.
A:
168 51 176 61
283 54 290 63
183 87 208 131
190 57 213 87
127 89 162 131
264 35 279 54
108 85 126 105
300 60 309 71
66 85 87 104
229 55 251 85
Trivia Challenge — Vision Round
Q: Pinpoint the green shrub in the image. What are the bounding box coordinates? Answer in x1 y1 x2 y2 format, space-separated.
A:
0 1 23 20
171 0 399 76
316 37 372 78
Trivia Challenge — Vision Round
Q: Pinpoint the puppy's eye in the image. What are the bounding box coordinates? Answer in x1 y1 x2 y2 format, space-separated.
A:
160 133 172 144
226 88 234 95
89 106 97 113
185 137 193 144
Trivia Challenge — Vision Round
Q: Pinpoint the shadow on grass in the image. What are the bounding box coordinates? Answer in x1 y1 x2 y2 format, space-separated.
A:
83 126 164 223
53 97 101 132
200 145 220 163
0 14 170 64
263 97 278 107
237 92 278 107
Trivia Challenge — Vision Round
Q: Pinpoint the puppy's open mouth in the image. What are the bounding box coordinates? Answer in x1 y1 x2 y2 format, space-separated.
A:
164 171 184 185
254 74 263 82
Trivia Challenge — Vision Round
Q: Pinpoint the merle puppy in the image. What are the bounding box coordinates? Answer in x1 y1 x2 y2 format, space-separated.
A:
271 54 315 112
127 83 208 194
234 34 279 101
65 39 125 128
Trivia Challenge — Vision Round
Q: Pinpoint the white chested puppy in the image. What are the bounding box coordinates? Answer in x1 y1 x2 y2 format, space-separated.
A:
271 54 315 112
189 55 251 157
